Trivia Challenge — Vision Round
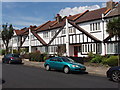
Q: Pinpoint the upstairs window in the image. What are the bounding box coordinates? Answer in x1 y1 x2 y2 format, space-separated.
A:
90 22 100 31
69 27 75 33
62 28 66 34
51 30 56 37
43 31 49 38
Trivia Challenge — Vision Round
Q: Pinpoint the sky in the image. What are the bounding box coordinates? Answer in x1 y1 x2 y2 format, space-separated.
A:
1 0 120 29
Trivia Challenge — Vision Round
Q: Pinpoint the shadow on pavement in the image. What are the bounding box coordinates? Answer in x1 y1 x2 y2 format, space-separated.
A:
46 69 88 75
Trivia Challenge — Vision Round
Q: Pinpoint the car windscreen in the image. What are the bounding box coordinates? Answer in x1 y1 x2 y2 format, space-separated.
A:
62 57 75 63
12 54 20 57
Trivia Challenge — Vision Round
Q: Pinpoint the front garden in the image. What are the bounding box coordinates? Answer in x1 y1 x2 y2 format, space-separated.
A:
85 52 119 67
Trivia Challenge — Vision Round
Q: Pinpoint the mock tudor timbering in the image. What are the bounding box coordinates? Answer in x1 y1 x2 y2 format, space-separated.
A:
9 1 120 57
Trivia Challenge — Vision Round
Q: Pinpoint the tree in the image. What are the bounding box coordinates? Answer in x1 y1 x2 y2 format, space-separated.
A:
56 45 66 56
1 24 14 54
106 17 120 66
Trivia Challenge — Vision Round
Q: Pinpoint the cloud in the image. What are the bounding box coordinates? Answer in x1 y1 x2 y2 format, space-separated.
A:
2 15 46 28
13 26 21 30
102 3 106 7
59 5 100 17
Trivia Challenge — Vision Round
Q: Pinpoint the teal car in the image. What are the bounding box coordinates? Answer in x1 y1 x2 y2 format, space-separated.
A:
44 57 86 74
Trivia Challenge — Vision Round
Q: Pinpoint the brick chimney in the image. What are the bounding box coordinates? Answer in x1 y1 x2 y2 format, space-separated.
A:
106 0 116 9
55 14 62 23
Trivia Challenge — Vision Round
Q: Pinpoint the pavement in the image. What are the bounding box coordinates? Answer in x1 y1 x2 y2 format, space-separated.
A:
0 55 110 77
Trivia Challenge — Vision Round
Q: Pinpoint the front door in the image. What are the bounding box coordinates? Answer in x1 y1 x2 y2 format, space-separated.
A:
74 46 78 57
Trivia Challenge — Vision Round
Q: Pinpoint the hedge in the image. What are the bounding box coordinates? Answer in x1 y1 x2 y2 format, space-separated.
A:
102 56 118 66
29 52 48 62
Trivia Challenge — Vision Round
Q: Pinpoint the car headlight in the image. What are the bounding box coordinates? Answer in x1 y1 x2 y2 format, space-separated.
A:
72 65 79 68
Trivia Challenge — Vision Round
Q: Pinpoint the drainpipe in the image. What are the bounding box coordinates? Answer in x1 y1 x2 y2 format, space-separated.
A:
29 28 32 53
66 19 70 57
101 14 106 56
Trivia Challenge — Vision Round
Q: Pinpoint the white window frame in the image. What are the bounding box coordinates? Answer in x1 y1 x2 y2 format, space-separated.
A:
90 22 101 32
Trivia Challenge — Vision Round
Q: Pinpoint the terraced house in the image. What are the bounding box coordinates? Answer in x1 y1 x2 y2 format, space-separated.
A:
10 1 120 57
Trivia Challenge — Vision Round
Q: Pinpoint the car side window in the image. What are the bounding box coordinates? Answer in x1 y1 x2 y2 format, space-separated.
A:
56 58 62 62
50 58 56 61
50 57 61 62
5 54 10 57
54 58 62 62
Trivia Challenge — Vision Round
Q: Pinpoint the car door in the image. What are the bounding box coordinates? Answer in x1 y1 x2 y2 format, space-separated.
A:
49 58 56 69
53 58 64 70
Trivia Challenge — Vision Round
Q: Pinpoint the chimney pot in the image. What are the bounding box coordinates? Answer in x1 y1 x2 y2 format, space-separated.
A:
57 14 60 16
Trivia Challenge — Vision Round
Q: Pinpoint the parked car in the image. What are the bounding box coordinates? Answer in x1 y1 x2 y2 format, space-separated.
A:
106 66 120 82
2 54 22 64
44 57 86 74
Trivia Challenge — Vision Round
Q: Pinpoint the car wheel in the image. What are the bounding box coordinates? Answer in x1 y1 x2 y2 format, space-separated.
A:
7 60 11 64
2 61 4 63
63 66 70 74
111 70 120 82
2 59 4 63
45 65 51 71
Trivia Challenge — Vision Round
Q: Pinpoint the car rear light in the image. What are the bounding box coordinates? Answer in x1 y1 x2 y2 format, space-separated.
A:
10 57 14 59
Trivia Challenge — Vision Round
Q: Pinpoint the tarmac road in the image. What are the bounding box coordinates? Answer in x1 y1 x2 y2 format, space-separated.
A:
2 63 119 89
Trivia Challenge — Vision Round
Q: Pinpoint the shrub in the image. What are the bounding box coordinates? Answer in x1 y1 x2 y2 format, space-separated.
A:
1 49 6 55
29 52 48 62
104 56 118 67
29 52 41 62
88 52 94 58
13 49 20 54
85 52 94 62
41 53 49 61
101 57 108 65
20 48 29 55
90 54 102 63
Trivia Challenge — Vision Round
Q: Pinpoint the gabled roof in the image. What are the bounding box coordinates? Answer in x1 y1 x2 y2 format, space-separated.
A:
35 12 88 32
36 18 66 32
68 10 89 21
14 29 26 36
14 26 37 36
34 21 51 31
105 4 120 18
75 7 107 23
